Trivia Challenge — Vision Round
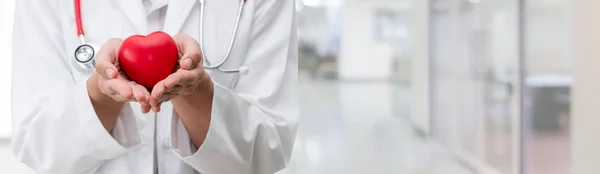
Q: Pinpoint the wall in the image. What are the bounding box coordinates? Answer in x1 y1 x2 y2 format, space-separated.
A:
0 0 15 138
338 0 409 81
409 0 430 134
526 1 573 75
572 0 600 173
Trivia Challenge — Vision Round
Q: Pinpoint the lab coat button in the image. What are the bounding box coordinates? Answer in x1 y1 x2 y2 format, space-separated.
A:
162 139 171 150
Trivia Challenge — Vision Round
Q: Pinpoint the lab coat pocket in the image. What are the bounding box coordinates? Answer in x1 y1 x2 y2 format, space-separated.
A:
205 41 249 90
208 70 241 90
208 31 252 90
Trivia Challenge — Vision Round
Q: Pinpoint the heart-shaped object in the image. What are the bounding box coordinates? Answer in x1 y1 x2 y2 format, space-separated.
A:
119 31 179 89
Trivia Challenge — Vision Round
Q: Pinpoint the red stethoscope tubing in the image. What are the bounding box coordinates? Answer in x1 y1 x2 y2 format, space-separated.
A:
75 0 84 37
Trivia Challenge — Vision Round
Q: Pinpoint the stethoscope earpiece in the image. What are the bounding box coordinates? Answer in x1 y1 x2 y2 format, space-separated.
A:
238 66 249 76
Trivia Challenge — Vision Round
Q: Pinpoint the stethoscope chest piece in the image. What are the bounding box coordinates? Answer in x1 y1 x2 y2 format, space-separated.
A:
72 44 97 73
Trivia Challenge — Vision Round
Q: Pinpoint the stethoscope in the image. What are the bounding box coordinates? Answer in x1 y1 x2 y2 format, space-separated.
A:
73 0 249 75
72 0 96 73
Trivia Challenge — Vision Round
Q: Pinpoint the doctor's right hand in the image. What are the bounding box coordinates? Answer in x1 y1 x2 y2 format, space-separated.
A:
91 38 152 114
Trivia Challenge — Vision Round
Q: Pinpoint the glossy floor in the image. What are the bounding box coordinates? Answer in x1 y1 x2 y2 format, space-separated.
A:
279 80 472 174
0 80 472 174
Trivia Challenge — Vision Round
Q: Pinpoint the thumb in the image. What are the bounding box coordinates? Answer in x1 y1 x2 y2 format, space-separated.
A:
95 38 123 78
174 34 202 70
96 62 118 79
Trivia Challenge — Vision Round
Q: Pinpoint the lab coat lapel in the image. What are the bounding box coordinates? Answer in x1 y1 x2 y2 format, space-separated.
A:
163 0 198 35
204 0 239 66
114 0 148 34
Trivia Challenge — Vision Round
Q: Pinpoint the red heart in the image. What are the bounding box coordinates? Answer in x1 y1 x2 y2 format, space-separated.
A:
118 31 179 89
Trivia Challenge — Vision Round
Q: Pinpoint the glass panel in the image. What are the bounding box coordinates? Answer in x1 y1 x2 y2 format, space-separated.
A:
430 0 519 173
525 0 573 173
430 0 483 159
473 1 520 173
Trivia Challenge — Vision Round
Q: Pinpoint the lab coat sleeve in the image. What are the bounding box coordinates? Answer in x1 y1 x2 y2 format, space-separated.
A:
11 0 141 173
169 0 298 173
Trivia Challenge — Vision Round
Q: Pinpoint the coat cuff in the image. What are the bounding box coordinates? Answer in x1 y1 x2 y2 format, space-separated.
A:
170 82 238 173
79 81 141 159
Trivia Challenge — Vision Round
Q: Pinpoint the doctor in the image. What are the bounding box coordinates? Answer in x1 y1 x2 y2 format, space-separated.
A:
11 0 298 173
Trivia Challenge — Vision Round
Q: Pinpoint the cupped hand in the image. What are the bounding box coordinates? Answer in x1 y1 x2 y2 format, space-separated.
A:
148 34 209 112
95 38 152 114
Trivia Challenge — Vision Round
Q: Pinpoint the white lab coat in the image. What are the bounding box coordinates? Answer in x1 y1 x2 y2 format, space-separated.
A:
10 0 298 173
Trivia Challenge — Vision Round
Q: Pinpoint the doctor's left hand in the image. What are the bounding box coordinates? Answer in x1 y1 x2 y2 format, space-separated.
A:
149 34 212 112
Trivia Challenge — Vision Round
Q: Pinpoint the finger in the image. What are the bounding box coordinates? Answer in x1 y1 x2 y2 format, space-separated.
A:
151 100 166 113
138 84 151 106
152 103 162 113
163 71 191 88
141 104 152 114
131 83 150 104
156 102 163 112
150 81 167 112
149 96 160 112
95 38 123 79
151 100 165 113
150 82 166 104
102 79 133 101
173 34 202 70
136 85 151 115
130 83 147 104
115 81 134 101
